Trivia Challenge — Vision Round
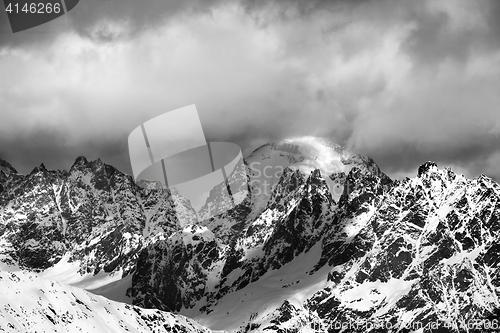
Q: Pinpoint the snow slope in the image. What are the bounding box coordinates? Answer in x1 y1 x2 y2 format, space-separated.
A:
0 270 212 332
188 242 331 331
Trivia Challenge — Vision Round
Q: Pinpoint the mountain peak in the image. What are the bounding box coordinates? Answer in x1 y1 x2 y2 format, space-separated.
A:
417 161 439 177
246 136 389 208
73 156 89 167
247 136 381 176
307 168 326 186
28 163 47 175
0 159 18 175
71 157 108 171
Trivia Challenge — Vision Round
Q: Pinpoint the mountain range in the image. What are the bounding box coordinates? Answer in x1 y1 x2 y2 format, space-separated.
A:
1 136 499 332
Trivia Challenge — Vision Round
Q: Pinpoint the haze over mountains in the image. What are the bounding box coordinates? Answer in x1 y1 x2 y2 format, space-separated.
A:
0 136 499 332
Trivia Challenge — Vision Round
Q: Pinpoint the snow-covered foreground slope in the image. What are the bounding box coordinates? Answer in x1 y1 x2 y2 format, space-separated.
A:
0 270 212 333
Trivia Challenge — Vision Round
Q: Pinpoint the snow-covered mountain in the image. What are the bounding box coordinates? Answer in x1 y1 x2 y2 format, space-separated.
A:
257 162 500 332
246 136 389 205
1 136 499 332
127 155 500 331
0 156 195 281
200 136 390 245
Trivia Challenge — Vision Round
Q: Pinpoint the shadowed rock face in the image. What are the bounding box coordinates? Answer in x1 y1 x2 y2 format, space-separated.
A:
0 156 196 275
128 225 221 312
0 159 17 176
128 167 338 312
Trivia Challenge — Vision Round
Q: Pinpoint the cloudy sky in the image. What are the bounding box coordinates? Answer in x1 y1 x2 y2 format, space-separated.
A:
1 0 499 181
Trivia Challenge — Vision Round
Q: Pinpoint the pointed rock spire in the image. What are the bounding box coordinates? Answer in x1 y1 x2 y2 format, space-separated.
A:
0 159 18 175
417 161 439 177
70 156 90 171
29 163 48 175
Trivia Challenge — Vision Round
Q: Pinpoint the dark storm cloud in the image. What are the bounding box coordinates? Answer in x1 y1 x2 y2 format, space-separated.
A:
347 54 500 181
340 0 500 181
239 0 370 21
402 0 500 66
0 0 221 48
357 133 500 182
66 0 225 42
0 0 330 47
0 128 129 174
1 0 500 182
